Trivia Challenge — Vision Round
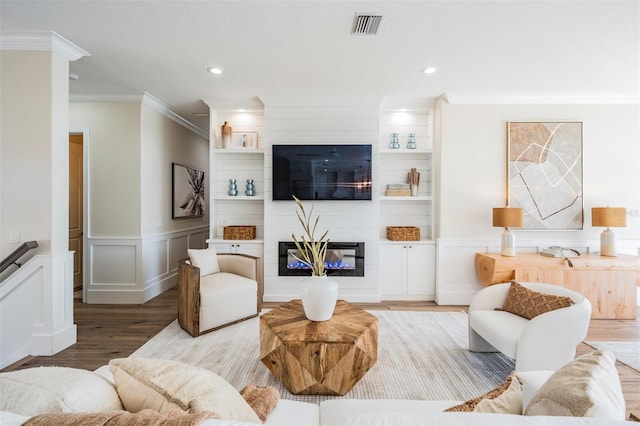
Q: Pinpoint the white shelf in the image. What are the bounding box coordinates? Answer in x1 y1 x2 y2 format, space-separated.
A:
380 148 432 155
214 148 264 154
213 195 265 201
380 238 434 244
380 195 432 201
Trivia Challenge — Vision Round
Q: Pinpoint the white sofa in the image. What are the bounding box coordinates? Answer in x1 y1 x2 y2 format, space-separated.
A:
1 350 635 426
469 281 592 372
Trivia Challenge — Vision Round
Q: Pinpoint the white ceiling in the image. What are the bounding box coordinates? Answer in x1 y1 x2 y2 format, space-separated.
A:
2 0 638 133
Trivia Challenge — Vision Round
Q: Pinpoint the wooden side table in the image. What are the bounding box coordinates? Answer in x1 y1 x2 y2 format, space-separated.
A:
475 252 640 319
259 299 378 395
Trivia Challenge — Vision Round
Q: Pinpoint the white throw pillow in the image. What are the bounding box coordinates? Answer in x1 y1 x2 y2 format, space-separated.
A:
108 357 260 424
188 247 220 276
524 350 625 420
0 366 123 416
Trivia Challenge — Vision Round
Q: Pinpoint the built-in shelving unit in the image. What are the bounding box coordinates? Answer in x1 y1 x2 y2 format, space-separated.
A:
205 97 437 301
378 104 434 242
207 105 265 240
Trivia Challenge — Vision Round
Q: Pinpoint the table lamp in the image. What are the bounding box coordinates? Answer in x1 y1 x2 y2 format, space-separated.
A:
592 207 626 257
493 207 523 257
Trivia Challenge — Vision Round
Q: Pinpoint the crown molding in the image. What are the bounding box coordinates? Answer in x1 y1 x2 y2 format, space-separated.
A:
444 93 640 105
70 92 208 139
202 97 264 111
257 96 383 108
0 31 90 61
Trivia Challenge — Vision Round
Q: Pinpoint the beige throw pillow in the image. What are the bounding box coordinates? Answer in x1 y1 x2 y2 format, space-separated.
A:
0 366 123 416
108 358 260 424
502 281 573 320
188 247 220 276
444 373 522 414
524 350 625 420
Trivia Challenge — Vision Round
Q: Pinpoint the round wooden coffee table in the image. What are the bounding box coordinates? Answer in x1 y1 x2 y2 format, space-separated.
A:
259 299 378 396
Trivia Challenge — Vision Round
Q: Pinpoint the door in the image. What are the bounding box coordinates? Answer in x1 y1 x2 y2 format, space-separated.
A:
69 134 83 291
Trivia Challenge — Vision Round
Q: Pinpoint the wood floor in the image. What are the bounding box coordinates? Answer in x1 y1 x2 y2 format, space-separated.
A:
3 286 639 418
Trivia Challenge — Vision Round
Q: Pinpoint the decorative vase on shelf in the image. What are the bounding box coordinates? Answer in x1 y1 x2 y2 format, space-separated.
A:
245 179 255 196
408 168 420 197
300 275 339 321
228 179 238 196
407 132 416 149
221 121 233 149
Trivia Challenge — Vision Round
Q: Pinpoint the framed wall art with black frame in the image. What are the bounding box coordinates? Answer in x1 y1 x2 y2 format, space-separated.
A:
172 162 205 219
507 121 583 230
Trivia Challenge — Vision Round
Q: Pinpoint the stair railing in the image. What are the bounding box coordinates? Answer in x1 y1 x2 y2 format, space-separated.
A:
0 241 38 276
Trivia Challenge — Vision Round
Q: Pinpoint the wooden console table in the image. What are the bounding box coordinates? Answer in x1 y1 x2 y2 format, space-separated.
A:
475 253 640 320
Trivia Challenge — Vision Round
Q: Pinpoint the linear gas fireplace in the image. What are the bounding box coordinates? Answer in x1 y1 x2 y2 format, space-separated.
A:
278 241 365 277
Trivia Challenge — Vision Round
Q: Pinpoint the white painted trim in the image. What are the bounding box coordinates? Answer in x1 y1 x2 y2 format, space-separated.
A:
444 93 640 105
69 91 208 139
0 31 90 61
258 96 383 107
202 97 265 111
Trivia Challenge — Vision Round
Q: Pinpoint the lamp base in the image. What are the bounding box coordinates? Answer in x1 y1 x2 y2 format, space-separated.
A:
501 228 516 257
600 228 617 257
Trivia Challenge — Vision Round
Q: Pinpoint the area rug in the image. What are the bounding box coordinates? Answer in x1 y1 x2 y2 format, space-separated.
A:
585 341 640 372
131 311 515 404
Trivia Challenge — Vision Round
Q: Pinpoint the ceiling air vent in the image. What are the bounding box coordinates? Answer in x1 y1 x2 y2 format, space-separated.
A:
351 13 384 35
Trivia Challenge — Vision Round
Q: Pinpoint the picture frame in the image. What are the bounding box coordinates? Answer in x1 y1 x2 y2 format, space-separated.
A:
507 121 583 230
231 131 258 149
172 162 205 219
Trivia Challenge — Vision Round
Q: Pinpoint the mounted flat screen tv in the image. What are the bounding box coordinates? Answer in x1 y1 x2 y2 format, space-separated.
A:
272 144 372 201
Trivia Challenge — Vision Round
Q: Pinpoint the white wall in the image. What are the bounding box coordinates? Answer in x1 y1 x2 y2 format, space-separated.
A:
0 42 80 368
70 102 142 237
261 98 382 302
436 101 640 304
1 51 56 255
70 98 209 303
141 102 209 236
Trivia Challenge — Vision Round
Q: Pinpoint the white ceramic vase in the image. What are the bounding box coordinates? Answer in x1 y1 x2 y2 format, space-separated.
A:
300 275 339 321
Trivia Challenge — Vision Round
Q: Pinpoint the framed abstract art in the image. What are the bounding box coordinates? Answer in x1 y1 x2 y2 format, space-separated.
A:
172 163 205 219
507 122 583 230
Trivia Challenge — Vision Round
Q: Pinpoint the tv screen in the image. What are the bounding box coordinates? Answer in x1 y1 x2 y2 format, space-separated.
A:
272 144 372 200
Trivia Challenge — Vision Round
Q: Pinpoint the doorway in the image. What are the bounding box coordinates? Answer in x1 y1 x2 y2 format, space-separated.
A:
69 133 83 292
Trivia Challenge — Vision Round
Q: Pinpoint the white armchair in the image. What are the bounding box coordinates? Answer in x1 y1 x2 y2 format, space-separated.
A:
178 249 263 337
468 282 592 372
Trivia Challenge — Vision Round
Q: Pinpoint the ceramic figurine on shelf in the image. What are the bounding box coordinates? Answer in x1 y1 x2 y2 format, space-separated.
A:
245 179 255 196
389 133 400 149
221 121 233 149
407 133 416 149
228 178 238 196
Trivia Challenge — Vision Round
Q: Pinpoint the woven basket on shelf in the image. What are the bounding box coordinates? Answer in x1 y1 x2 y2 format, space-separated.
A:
386 226 420 241
223 225 256 240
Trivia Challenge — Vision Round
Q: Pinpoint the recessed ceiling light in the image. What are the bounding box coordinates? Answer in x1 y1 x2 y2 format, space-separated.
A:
422 67 437 74
207 67 223 75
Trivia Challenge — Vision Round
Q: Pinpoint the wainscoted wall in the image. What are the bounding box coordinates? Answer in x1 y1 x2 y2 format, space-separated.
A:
85 227 208 304
0 252 76 369
436 238 640 306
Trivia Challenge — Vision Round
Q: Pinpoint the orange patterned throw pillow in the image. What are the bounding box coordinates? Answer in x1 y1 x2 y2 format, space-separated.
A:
502 281 573 320
240 383 279 423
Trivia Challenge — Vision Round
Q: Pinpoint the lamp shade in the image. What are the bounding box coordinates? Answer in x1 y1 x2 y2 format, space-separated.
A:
493 207 523 228
592 207 626 228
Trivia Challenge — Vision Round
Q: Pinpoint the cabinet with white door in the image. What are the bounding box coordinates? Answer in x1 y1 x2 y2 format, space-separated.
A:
379 241 436 300
206 238 263 259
